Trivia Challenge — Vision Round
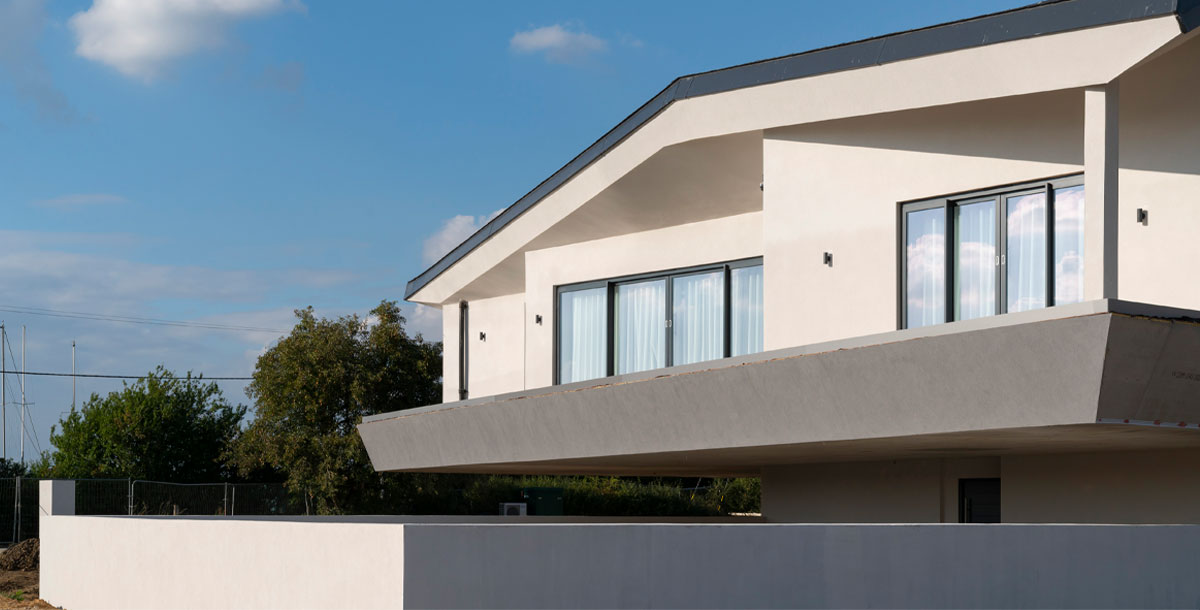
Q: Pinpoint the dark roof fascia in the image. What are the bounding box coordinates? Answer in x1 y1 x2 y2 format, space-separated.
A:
405 0 1186 301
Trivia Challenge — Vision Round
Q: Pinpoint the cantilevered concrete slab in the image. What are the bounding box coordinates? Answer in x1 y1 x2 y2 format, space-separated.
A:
359 300 1200 476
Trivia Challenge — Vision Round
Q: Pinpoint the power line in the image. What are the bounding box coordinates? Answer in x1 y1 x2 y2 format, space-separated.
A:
13 370 253 381
0 305 288 334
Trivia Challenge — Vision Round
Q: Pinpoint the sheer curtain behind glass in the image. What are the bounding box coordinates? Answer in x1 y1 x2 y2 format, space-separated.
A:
955 200 996 321
616 279 666 374
558 287 606 383
730 265 763 356
1054 185 1085 305
672 271 724 366
1006 192 1048 312
906 208 945 328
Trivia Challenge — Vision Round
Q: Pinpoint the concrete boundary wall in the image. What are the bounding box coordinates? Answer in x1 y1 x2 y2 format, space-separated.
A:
40 513 1200 609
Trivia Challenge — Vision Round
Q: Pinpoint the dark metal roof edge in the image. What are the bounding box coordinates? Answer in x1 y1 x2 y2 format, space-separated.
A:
405 0 1184 301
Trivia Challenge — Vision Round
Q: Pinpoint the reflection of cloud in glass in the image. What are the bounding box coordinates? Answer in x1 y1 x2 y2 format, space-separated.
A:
1054 186 1085 304
1007 193 1047 312
956 200 995 320
906 208 945 328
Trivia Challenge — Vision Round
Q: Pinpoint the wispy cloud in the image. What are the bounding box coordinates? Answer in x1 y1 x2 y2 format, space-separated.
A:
69 0 304 81
0 0 77 123
510 23 607 64
422 209 504 266
33 193 128 209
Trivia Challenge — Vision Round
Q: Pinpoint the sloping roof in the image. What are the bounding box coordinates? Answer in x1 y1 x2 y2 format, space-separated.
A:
405 0 1199 301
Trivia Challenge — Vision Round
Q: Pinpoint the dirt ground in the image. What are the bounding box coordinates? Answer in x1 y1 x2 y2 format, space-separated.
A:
0 569 53 609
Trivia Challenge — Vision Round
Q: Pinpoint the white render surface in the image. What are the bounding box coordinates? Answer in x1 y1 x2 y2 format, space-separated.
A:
40 515 1200 609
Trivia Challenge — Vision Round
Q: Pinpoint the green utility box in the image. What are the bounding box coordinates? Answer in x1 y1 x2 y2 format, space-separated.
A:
521 487 564 516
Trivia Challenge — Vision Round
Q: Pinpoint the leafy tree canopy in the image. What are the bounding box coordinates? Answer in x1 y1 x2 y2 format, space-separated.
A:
225 300 441 514
45 367 244 481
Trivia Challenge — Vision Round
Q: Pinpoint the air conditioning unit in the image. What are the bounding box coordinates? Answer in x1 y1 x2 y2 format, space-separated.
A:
499 502 527 516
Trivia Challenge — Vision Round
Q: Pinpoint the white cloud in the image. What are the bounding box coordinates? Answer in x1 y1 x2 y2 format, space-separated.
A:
510 24 607 64
422 209 504 266
69 0 303 81
0 0 76 122
33 193 128 209
407 304 441 341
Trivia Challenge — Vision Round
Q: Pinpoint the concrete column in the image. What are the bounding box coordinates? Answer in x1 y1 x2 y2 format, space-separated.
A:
1084 83 1119 300
39 480 75 516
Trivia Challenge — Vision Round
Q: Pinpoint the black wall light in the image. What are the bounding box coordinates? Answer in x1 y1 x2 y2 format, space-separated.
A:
1137 208 1149 225
535 314 543 325
823 252 833 267
479 332 486 341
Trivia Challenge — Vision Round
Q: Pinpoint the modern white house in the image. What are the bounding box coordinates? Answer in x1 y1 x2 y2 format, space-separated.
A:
39 1 1200 608
358 0 1200 526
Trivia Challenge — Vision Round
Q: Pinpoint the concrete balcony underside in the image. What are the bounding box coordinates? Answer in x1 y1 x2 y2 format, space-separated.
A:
360 300 1200 476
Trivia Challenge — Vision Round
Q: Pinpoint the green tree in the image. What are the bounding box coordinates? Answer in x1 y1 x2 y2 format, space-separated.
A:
225 300 441 514
45 367 245 481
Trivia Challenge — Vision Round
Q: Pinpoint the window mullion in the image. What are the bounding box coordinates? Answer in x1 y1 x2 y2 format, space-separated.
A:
1046 183 1056 307
997 196 1006 315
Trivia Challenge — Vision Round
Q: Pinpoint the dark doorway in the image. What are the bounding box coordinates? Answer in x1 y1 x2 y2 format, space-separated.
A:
959 478 1001 523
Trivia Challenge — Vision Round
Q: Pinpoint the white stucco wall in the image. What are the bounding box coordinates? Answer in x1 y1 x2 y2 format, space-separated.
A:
1117 31 1200 310
762 89 1085 348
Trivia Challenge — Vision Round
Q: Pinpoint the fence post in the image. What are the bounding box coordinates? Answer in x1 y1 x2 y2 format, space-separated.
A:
231 485 236 516
127 478 133 516
10 477 18 544
223 483 229 516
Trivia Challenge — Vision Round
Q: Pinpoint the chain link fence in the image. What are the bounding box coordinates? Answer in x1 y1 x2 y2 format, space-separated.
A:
0 478 297 545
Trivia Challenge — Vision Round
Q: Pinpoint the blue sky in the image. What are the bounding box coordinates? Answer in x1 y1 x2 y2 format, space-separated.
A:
0 0 1029 464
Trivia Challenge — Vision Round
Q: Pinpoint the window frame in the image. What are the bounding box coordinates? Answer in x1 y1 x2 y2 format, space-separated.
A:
554 256 763 385
897 174 1084 330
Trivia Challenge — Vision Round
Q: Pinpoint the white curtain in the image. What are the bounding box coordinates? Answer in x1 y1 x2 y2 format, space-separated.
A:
730 266 763 356
1054 185 1085 305
1006 192 1047 313
558 287 606 383
906 207 946 328
616 279 665 374
672 271 725 366
955 200 996 321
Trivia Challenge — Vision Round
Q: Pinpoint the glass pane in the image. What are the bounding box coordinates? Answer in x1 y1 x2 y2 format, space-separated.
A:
673 271 725 366
1007 191 1048 313
906 207 946 328
558 287 607 384
955 200 996 321
1054 185 1085 305
615 279 666 375
730 265 764 357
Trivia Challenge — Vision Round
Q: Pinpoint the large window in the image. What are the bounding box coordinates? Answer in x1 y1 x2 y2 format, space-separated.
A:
901 176 1084 329
556 258 763 384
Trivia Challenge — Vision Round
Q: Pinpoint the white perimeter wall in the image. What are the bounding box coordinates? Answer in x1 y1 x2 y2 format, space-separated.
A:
41 515 1200 609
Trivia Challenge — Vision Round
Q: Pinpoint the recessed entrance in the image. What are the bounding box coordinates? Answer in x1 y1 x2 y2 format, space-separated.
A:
959 478 1001 523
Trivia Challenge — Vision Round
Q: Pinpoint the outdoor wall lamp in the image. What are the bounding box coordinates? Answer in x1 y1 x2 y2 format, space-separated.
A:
1137 208 1149 225
823 252 834 267
479 332 486 341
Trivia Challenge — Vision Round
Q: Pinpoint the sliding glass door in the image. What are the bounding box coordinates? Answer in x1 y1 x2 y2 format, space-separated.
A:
616 279 667 375
558 286 607 384
900 175 1084 329
556 258 764 383
672 271 725 367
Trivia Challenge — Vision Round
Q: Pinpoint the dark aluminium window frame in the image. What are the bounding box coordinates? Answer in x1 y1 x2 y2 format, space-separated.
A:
897 174 1084 330
554 257 763 385
458 300 469 400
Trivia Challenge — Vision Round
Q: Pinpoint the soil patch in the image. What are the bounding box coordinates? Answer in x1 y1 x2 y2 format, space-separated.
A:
0 541 37 572
0 569 50 609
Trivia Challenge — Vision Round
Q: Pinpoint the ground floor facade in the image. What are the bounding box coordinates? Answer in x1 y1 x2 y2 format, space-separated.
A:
763 447 1200 524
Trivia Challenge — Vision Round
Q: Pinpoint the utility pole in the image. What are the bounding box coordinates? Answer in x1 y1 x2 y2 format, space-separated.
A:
1 322 5 462
72 340 76 410
20 326 25 466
